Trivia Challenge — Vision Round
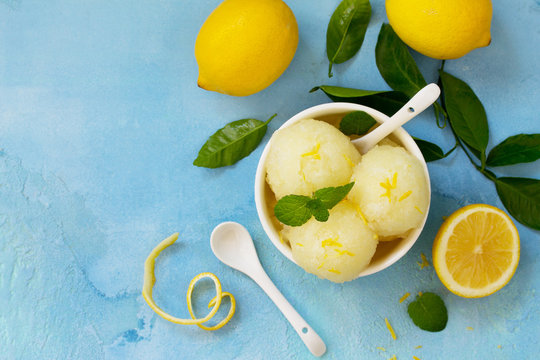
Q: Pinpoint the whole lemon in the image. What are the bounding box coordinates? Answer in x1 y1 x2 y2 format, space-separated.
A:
385 0 492 59
195 0 298 97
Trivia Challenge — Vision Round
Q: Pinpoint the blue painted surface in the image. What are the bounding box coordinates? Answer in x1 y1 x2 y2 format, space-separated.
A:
0 0 539 359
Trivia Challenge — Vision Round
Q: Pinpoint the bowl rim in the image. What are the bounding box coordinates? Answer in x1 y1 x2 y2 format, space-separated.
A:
254 102 431 278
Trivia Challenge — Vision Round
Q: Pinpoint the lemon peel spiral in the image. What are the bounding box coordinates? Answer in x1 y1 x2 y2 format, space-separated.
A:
142 233 236 331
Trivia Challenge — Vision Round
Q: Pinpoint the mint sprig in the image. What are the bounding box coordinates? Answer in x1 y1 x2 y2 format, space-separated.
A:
407 292 448 332
274 182 354 227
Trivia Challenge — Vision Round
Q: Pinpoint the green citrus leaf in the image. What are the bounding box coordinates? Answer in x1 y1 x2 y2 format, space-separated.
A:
407 292 448 332
495 177 540 230
487 134 540 167
413 138 445 162
375 23 427 99
439 71 489 156
326 0 371 77
193 115 276 168
310 85 408 117
274 195 313 227
339 111 377 136
465 142 483 161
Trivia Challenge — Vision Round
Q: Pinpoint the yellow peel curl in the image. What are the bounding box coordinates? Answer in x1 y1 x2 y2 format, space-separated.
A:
142 233 236 331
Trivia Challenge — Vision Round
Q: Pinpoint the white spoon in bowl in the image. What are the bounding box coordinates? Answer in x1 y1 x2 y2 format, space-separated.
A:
210 221 326 357
352 83 441 154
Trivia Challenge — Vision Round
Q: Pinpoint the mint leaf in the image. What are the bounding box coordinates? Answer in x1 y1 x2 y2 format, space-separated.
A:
274 183 354 227
407 292 448 332
307 199 330 222
339 111 377 136
314 182 355 209
274 195 312 227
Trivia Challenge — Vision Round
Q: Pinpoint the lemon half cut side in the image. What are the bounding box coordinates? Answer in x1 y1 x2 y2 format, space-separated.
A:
433 204 519 298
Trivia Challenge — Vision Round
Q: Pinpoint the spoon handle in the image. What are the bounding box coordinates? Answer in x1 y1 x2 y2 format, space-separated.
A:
249 268 327 357
352 83 441 154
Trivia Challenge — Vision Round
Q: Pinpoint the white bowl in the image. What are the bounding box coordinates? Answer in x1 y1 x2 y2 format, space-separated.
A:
254 102 431 278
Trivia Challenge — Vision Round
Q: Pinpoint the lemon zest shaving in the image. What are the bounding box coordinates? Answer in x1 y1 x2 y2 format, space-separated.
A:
322 237 342 248
385 317 397 340
142 233 236 331
417 253 430 269
317 262 325 269
466 326 474 331
328 268 341 274
376 347 386 351
354 204 368 225
414 206 424 214
388 355 397 360
413 356 421 360
398 190 412 202
497 345 502 349
301 142 321 159
295 243 304 247
415 345 423 349
380 172 398 203
326 253 342 262
278 232 285 244
418 291 423 296
334 249 355 256
342 153 355 168
399 292 410 303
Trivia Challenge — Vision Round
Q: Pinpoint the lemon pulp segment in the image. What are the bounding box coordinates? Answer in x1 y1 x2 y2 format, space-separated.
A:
433 204 519 298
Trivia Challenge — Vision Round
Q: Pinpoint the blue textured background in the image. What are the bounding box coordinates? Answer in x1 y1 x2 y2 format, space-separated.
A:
1 0 539 359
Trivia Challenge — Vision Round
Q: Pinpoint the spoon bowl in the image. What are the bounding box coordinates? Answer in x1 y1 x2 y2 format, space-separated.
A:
210 221 260 275
210 222 327 357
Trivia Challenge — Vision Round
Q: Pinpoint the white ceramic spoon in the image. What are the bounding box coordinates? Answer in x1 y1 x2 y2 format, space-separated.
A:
210 222 327 357
352 83 441 154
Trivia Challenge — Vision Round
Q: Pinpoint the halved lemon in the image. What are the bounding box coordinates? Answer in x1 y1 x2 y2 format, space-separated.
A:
433 204 520 298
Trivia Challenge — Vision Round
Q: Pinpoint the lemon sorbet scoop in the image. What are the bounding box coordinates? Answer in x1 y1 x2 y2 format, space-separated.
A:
347 145 429 240
284 201 378 283
266 119 361 200
348 144 429 239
